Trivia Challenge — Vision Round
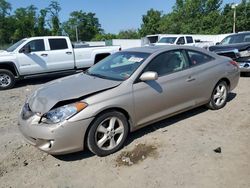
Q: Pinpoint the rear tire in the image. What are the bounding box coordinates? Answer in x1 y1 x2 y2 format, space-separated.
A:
0 69 16 90
87 111 129 156
206 81 229 110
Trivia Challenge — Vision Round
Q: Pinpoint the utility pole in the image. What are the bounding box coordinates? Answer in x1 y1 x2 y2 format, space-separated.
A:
75 25 79 42
232 4 238 33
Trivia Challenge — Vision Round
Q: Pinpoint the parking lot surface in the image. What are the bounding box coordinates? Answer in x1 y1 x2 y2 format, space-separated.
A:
0 76 249 188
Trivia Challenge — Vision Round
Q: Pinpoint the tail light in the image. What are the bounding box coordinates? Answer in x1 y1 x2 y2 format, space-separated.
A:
229 61 239 68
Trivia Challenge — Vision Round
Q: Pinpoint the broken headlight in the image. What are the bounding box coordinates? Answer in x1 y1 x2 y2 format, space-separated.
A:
43 102 88 124
22 103 35 120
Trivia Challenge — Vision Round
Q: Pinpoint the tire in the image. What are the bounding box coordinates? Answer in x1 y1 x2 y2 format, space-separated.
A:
206 81 229 110
0 69 16 90
87 111 129 156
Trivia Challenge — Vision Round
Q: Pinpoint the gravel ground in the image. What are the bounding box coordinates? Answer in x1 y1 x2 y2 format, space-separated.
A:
0 76 249 188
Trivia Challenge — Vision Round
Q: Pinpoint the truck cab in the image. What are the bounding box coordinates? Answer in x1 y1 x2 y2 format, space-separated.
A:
0 36 120 90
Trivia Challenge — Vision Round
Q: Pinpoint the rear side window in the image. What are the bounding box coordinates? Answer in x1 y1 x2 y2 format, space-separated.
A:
187 51 214 66
49 39 68 50
25 39 45 52
186 37 194 44
176 37 185 45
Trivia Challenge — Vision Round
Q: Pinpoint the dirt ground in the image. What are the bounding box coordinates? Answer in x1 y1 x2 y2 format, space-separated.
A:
0 75 249 188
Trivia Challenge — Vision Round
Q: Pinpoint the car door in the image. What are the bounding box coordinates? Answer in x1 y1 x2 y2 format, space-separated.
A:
17 39 49 75
185 50 218 104
132 50 197 126
45 38 74 71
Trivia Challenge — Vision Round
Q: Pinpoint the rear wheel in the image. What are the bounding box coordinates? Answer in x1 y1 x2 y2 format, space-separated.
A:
207 81 229 110
0 69 16 90
87 111 129 156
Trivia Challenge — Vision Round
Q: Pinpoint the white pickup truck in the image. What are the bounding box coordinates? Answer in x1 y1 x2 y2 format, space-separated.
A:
144 34 214 49
0 36 121 89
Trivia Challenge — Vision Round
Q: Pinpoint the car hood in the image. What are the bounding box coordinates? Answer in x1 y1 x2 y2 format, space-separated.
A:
28 73 121 114
209 42 250 52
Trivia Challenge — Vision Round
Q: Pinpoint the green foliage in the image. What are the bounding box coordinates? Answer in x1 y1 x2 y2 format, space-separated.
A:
139 9 162 36
118 29 140 39
0 0 250 46
47 1 61 35
92 33 117 41
62 10 102 41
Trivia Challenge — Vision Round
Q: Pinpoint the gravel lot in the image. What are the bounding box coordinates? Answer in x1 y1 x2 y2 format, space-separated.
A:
0 76 249 188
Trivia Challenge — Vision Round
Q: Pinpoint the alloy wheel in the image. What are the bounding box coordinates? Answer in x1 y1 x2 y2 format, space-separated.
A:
213 83 227 106
95 117 125 151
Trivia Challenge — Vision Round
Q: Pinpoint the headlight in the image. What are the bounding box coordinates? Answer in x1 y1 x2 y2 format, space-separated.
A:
239 49 250 57
22 103 34 120
43 102 88 124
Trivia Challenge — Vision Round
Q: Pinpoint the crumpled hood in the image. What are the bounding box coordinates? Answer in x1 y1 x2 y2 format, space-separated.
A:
28 73 121 114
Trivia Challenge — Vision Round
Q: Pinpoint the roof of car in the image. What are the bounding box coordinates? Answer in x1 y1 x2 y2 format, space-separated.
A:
124 45 206 54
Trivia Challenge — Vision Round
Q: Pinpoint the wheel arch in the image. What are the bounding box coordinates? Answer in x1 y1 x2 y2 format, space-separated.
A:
0 62 19 77
84 107 133 147
217 77 231 90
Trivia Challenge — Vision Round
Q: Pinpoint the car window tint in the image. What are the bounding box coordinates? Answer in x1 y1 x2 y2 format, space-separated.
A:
49 39 68 50
187 51 214 66
186 37 193 44
144 50 189 77
25 39 45 52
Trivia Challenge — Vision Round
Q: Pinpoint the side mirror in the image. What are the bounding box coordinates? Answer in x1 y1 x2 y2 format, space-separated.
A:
140 71 158 81
20 45 31 53
216 42 220 45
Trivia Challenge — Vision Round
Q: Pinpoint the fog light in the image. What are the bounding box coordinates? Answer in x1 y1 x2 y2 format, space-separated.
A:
39 140 54 151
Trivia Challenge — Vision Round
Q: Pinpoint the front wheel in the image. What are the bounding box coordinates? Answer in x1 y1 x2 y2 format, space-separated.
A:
87 111 129 156
207 81 229 110
0 69 16 90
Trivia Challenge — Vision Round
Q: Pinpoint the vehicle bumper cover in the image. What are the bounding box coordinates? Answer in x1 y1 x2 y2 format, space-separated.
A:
18 115 94 155
238 62 250 72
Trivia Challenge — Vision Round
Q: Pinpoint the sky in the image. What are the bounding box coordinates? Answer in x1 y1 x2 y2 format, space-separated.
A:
8 0 241 34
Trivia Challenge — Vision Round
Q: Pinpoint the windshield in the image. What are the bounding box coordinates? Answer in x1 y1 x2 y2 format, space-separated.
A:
86 52 150 81
6 39 26 52
220 33 250 44
158 37 177 44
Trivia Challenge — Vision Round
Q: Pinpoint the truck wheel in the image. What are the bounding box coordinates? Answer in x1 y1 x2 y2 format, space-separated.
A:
0 69 16 90
87 111 129 156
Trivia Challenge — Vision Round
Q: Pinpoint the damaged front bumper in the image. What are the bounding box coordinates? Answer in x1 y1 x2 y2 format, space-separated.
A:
238 61 250 72
18 112 94 155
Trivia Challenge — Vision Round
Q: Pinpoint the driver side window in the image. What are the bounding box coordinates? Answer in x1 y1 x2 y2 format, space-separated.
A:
24 39 45 52
144 50 189 77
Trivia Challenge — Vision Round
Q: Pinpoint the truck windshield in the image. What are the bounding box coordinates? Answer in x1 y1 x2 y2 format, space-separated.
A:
220 33 250 44
86 52 150 81
6 39 26 52
158 37 177 44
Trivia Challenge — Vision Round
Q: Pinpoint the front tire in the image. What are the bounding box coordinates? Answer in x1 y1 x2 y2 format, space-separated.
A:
87 111 129 156
0 69 16 90
207 81 229 110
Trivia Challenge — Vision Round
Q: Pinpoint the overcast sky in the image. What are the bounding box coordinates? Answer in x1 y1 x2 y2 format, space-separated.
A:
8 0 241 34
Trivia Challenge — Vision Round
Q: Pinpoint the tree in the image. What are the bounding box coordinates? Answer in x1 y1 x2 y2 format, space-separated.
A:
37 9 50 36
12 5 37 41
139 9 162 37
0 0 12 44
118 29 140 39
62 10 102 41
47 1 61 35
93 33 117 41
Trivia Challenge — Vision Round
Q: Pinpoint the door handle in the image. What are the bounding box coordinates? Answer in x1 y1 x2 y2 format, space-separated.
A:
66 52 72 55
186 77 196 82
41 54 48 57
